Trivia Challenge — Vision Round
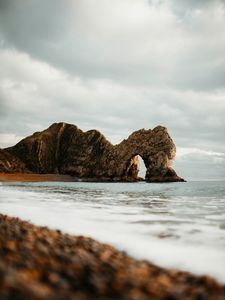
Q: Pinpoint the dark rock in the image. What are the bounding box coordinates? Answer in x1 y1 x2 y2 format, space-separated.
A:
0 149 29 173
0 122 184 182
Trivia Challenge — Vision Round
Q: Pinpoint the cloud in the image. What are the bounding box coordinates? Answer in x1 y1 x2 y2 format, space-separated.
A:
0 0 224 179
176 147 225 158
174 147 225 179
0 133 24 148
170 0 223 14
0 48 224 151
0 0 225 89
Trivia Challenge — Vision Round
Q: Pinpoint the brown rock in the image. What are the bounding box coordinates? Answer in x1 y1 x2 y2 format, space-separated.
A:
0 122 184 182
0 214 224 300
0 148 29 173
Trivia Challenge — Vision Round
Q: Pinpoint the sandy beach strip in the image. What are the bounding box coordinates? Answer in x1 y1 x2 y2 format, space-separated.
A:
0 173 77 182
0 214 225 300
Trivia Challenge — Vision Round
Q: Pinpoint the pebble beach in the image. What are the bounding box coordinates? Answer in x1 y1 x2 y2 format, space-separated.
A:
1 214 225 300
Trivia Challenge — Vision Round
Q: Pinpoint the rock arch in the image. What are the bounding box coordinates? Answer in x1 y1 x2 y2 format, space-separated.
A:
104 125 183 182
0 122 184 182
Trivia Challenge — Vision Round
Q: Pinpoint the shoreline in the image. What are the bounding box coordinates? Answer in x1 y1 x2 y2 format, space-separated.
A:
0 214 225 299
0 173 144 183
0 173 184 183
0 173 78 182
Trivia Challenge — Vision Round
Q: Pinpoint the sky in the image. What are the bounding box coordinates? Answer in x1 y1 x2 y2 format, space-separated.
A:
0 0 225 180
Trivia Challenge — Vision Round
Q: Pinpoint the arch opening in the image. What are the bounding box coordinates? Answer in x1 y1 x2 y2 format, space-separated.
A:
136 155 147 179
126 154 147 181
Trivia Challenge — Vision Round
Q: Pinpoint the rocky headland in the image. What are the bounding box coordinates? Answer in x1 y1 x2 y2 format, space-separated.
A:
0 214 224 300
0 122 184 182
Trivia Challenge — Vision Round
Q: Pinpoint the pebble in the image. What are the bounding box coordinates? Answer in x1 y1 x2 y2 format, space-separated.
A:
0 214 225 300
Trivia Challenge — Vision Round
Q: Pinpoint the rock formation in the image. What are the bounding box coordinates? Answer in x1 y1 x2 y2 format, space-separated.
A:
0 149 28 173
0 122 184 182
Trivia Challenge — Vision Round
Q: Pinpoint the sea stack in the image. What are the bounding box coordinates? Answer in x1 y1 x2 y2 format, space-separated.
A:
0 122 184 182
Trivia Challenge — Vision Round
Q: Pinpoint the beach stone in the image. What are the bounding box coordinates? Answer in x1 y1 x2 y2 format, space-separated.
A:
0 214 224 300
0 122 184 182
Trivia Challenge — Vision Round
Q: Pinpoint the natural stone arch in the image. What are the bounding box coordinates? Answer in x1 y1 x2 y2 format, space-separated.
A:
1 122 184 182
104 125 183 182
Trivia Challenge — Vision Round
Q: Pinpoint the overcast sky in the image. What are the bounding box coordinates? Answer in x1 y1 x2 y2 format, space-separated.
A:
0 0 225 179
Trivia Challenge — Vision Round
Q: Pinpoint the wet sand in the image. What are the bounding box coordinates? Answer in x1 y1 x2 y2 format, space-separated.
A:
0 173 143 183
0 214 225 300
0 173 76 182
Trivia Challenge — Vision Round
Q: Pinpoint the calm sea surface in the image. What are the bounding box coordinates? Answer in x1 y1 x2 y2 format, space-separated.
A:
0 181 225 282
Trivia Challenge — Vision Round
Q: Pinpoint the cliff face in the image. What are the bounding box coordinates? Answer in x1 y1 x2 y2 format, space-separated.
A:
0 122 184 182
0 149 28 173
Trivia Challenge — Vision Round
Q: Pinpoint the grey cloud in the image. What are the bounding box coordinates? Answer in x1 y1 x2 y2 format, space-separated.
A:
0 49 224 153
0 0 68 41
0 0 225 90
174 152 225 180
0 1 225 179
170 0 224 12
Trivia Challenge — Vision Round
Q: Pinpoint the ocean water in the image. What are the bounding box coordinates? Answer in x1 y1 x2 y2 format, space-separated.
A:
0 181 225 283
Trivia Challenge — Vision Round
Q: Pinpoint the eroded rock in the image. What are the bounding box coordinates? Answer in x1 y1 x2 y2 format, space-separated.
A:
0 149 29 173
0 122 184 182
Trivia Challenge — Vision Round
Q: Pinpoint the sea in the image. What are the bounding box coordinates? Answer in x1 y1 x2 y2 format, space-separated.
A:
0 180 225 283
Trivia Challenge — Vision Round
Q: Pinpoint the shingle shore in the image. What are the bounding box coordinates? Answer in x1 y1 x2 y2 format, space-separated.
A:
0 214 224 300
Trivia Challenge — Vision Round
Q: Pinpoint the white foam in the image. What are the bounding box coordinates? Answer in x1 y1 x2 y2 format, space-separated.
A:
1 184 225 283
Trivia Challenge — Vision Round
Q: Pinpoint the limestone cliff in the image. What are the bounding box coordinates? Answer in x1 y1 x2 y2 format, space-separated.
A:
0 122 184 182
